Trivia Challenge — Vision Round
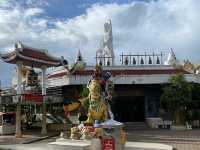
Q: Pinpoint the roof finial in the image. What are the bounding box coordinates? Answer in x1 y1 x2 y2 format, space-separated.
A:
15 41 23 49
164 48 177 65
76 49 83 62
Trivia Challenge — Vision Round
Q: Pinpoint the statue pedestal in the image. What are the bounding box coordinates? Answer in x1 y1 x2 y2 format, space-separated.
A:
100 120 125 150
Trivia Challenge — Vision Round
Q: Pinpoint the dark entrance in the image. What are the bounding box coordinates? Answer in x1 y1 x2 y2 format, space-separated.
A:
111 96 145 122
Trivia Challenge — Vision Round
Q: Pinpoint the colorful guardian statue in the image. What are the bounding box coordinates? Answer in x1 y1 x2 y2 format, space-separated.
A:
63 65 114 124
86 65 114 123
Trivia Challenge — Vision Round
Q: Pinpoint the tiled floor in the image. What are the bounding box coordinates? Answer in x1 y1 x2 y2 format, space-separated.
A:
126 129 200 150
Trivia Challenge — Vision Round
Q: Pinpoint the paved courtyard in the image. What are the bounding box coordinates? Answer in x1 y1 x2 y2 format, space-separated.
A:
0 129 200 150
126 129 200 150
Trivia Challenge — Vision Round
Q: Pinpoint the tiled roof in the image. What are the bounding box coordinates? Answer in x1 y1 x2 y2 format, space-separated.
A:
20 47 60 63
0 42 61 67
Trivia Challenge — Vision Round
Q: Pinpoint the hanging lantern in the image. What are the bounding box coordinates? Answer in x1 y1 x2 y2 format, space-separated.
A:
156 57 160 64
148 57 152 64
140 57 144 65
132 57 136 65
124 57 129 65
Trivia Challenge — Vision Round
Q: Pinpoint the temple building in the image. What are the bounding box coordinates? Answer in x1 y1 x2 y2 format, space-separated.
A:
46 20 200 123
2 20 199 125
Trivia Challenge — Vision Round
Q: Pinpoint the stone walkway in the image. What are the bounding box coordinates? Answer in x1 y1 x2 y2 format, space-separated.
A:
126 129 200 150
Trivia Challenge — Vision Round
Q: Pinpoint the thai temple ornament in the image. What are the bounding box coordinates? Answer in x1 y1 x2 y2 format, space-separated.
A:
183 60 195 73
183 60 200 74
164 49 177 65
60 49 86 74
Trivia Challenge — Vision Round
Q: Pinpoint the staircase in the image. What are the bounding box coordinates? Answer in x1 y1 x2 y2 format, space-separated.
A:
124 122 149 130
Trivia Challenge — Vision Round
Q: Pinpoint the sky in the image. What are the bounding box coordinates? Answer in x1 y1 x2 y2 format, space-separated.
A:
0 0 200 87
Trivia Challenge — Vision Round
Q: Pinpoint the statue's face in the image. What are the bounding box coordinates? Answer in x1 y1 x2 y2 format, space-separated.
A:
94 65 102 77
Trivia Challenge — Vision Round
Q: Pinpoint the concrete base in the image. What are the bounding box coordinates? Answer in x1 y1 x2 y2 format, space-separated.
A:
49 139 90 150
48 139 173 150
126 142 173 150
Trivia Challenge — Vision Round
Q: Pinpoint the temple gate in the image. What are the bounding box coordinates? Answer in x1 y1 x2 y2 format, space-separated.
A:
0 42 62 137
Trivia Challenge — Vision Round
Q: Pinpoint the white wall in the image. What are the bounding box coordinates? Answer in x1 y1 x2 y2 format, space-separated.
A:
47 73 199 87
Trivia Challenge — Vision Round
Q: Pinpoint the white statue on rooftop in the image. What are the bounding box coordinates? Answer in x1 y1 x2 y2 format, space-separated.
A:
96 20 115 66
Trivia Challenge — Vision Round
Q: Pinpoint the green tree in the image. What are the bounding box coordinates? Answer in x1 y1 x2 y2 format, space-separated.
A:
189 84 200 121
79 85 89 109
161 74 192 125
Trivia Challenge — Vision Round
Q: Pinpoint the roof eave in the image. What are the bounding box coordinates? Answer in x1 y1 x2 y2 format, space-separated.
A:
20 43 61 62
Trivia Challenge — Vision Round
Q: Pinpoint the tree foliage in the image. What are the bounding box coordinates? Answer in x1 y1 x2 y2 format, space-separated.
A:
160 74 192 125
80 85 89 98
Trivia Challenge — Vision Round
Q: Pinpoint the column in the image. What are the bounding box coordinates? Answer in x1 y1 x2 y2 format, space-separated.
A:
0 80 2 112
16 61 22 138
41 66 47 135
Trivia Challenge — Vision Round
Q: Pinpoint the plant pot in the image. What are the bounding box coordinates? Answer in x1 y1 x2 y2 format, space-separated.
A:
171 125 186 130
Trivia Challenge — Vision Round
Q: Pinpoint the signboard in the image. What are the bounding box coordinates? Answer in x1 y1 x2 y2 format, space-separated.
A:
102 138 115 150
24 94 43 102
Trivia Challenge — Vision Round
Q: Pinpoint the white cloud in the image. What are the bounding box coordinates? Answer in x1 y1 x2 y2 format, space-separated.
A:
24 8 44 18
26 0 49 7
0 0 200 87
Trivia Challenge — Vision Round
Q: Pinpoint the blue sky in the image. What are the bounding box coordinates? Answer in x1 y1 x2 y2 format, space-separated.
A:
0 0 200 87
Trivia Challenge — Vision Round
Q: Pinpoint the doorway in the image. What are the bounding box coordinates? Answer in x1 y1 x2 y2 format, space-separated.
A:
111 96 145 122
